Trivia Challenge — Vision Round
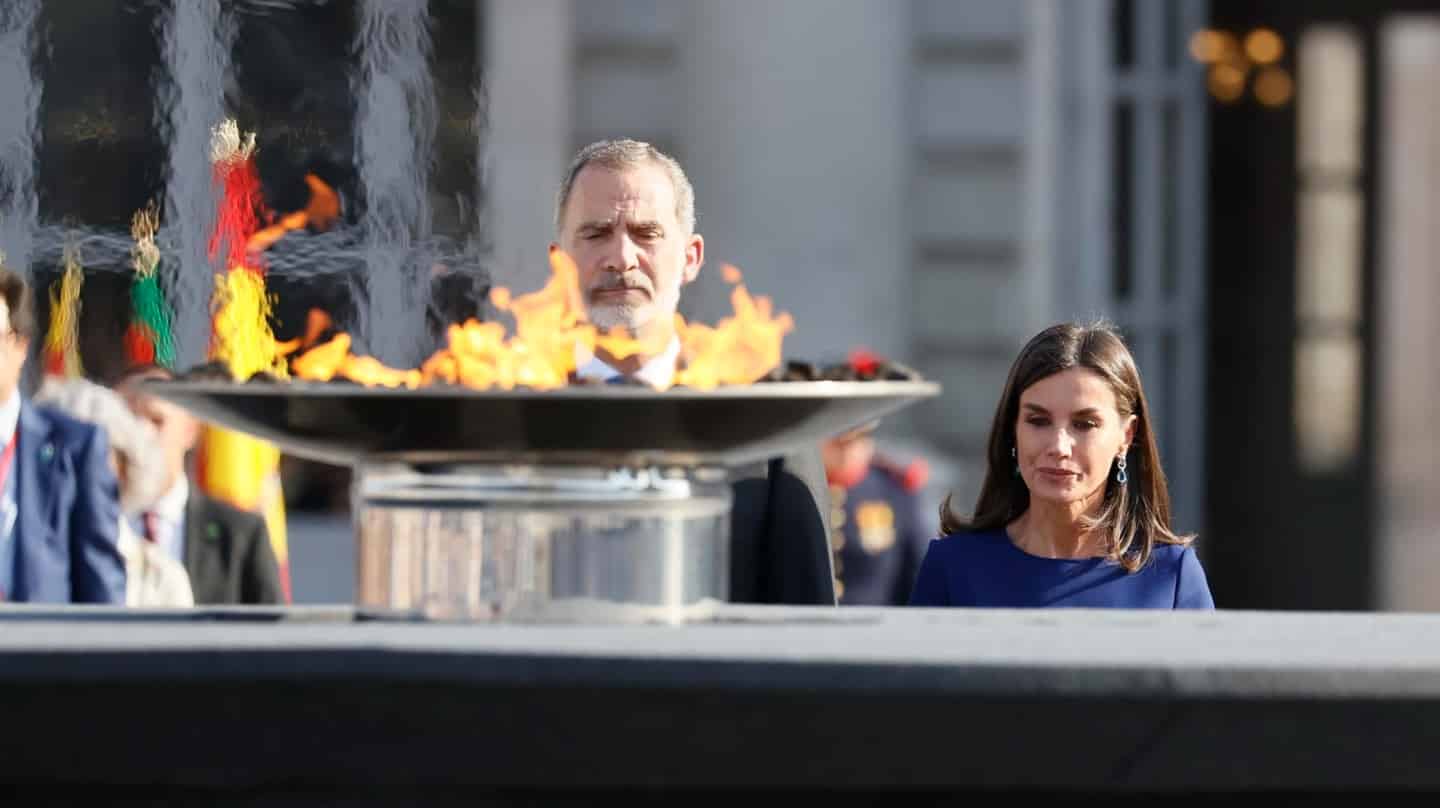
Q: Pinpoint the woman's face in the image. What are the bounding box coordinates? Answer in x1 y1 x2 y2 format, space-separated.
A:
1013 367 1136 511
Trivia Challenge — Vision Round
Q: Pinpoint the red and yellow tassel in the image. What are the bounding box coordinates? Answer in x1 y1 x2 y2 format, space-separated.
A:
194 119 292 602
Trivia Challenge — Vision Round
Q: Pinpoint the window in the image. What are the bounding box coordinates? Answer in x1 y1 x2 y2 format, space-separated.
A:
1293 26 1364 473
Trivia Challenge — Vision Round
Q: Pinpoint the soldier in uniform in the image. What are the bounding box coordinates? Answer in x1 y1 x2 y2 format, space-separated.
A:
822 420 933 605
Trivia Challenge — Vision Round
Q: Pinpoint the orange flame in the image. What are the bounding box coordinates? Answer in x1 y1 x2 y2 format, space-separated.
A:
210 164 343 381
672 264 793 390
289 250 794 390
247 174 341 254
292 332 423 389
275 308 335 358
294 249 593 389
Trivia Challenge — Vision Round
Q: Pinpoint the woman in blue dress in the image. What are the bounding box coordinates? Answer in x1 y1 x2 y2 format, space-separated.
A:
909 321 1214 609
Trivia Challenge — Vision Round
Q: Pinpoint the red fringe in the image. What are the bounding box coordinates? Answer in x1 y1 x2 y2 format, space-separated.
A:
279 564 292 605
123 323 155 366
207 156 265 274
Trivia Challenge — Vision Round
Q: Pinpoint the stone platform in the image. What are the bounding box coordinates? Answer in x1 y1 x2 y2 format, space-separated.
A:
1 604 1438 802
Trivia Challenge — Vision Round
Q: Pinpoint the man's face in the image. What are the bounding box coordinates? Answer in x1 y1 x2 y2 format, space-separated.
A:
555 162 703 337
120 375 198 491
822 430 876 477
0 331 27 402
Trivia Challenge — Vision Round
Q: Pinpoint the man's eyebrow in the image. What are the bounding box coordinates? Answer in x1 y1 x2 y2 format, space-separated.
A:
575 219 615 232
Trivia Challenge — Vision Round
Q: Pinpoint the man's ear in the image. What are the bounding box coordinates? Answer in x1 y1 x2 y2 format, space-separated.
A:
683 233 704 285
178 411 202 452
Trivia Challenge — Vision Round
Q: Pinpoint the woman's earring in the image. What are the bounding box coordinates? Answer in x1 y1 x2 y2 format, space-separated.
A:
1012 446 1020 477
1115 455 1128 485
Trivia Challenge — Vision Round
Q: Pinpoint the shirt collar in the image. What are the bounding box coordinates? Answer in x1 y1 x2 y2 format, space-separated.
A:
151 475 189 524
575 334 681 389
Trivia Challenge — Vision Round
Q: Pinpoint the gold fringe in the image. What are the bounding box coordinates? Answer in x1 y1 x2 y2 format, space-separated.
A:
130 200 161 276
45 244 85 377
209 118 257 165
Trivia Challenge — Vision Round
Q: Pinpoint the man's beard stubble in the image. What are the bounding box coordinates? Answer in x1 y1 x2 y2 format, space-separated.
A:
587 272 651 332
586 273 683 338
588 300 644 332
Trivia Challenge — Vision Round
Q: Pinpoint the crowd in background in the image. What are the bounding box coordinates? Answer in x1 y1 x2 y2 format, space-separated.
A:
0 266 281 606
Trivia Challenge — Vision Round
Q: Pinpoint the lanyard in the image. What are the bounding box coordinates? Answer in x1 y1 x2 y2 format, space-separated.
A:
0 429 15 601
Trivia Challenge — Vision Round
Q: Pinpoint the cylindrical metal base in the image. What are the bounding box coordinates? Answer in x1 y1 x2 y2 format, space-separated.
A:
353 464 730 622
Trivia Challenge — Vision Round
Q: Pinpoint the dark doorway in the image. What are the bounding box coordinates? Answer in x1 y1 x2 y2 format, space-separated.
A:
1205 0 1440 609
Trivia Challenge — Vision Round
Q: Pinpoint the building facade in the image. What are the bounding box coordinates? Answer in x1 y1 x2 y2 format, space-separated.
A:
486 0 1211 539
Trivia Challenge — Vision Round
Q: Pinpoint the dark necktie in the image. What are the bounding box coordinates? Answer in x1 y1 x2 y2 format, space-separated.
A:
142 511 160 544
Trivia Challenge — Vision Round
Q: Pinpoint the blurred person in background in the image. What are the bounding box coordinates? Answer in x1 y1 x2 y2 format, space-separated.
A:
0 267 124 603
34 376 193 606
910 321 1213 609
553 137 835 605
822 419 932 605
114 364 282 605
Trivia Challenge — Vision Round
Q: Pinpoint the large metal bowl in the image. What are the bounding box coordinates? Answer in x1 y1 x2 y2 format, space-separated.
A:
143 378 942 468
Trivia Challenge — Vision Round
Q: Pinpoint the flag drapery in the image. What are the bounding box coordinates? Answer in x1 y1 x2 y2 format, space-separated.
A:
125 203 176 369
194 119 292 602
42 245 85 379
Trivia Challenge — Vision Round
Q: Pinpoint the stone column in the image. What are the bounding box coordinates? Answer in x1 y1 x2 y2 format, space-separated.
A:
483 0 574 297
678 0 908 364
0 0 39 278
1378 19 1440 610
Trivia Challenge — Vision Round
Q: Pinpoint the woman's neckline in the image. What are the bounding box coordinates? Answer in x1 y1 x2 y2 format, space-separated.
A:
996 526 1106 564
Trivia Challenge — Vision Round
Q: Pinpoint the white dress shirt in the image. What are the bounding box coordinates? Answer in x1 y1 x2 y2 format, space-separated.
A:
0 389 19 444
574 335 681 388
138 476 190 566
116 517 194 607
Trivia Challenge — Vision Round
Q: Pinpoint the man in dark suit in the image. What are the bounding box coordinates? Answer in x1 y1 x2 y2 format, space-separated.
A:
0 267 125 602
554 138 835 605
115 364 283 605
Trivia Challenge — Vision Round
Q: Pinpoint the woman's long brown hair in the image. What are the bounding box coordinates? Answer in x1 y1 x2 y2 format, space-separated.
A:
938 321 1194 572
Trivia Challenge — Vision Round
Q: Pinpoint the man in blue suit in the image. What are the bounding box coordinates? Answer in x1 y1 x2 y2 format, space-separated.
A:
0 267 124 603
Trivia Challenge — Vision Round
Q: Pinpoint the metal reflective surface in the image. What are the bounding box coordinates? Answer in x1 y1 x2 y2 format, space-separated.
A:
142 379 941 468
353 465 731 622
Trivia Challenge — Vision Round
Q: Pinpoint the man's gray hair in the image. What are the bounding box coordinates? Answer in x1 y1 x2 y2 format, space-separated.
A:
554 138 696 236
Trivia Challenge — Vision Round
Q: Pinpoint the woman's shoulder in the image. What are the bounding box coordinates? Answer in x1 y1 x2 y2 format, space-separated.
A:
1150 539 1199 558
1147 539 1214 608
1144 540 1203 573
